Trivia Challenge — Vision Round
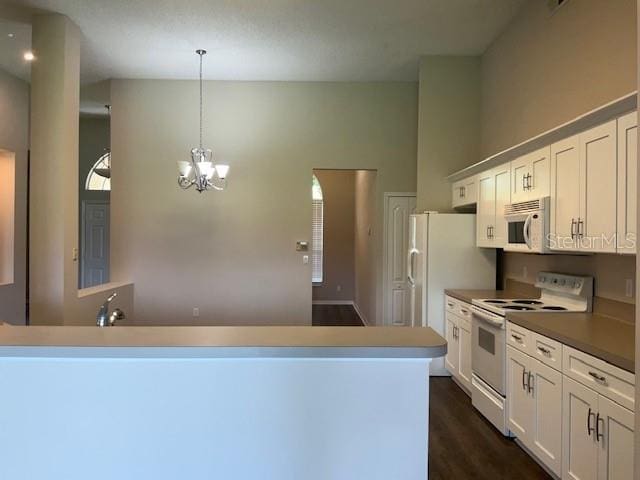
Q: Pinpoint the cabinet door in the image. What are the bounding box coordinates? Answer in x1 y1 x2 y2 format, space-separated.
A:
529 146 551 199
597 396 634 480
457 323 472 391
506 346 533 440
452 180 466 208
511 155 531 203
462 176 477 206
530 359 562 477
493 164 511 248
550 135 581 251
476 171 495 248
617 112 637 254
579 121 617 253
444 313 459 376
563 376 599 480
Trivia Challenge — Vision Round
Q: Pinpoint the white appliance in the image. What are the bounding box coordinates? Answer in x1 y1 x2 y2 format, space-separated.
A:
407 213 496 376
470 272 594 435
504 197 550 253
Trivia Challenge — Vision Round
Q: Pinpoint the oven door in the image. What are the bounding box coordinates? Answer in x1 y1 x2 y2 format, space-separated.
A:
471 306 506 396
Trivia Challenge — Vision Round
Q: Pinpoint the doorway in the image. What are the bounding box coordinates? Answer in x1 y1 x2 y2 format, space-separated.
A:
80 200 110 288
382 192 416 326
310 169 377 326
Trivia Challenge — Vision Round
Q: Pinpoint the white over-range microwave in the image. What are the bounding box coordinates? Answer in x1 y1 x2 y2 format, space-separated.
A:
504 197 550 253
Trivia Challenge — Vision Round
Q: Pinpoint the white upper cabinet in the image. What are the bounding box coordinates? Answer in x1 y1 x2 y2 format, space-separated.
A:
452 176 477 209
476 164 510 248
580 121 617 253
510 146 551 203
550 120 618 253
550 134 581 251
617 111 637 254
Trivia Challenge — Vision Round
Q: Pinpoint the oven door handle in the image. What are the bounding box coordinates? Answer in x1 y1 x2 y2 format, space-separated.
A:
471 306 505 328
523 214 532 249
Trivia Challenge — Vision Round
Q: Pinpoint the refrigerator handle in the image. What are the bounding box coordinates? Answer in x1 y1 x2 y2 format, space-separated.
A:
407 249 417 286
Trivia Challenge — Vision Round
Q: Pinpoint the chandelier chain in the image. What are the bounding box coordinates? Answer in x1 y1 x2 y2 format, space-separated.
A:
199 51 203 150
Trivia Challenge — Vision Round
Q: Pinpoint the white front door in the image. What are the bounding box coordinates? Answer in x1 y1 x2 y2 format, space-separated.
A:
384 194 416 326
80 200 110 289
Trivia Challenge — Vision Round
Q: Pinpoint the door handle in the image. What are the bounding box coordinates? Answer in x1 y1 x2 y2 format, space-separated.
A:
461 186 466 198
526 173 532 190
595 412 604 442
587 408 595 436
522 175 526 191
522 369 528 391
527 372 534 394
570 218 577 240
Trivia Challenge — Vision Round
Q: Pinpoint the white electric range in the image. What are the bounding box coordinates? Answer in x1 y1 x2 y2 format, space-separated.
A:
469 272 594 435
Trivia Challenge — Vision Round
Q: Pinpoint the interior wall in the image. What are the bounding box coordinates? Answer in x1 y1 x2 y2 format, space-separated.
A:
503 252 636 304
481 0 637 158
354 170 377 325
110 80 417 326
312 169 355 302
0 68 29 325
416 56 480 212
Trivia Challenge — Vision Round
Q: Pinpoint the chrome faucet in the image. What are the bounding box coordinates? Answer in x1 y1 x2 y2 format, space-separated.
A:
96 292 126 327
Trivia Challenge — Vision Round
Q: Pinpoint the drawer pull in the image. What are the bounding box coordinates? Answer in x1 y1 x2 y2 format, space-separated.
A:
511 334 524 344
447 303 454 308
460 309 469 315
588 371 608 385
537 346 552 357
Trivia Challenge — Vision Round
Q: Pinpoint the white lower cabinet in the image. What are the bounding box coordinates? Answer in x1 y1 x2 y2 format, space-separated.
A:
444 297 472 393
563 376 635 480
506 323 635 480
507 345 562 477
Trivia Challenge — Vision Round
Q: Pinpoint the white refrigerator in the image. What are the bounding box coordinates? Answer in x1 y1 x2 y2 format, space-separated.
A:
408 213 496 376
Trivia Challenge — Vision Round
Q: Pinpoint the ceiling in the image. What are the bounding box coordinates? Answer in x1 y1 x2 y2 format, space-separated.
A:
2 0 525 84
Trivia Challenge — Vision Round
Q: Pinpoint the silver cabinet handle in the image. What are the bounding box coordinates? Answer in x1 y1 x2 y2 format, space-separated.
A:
447 302 454 308
577 218 584 239
588 371 607 385
595 412 604 442
537 346 551 357
587 407 595 436
511 333 523 344
570 218 577 239
460 308 469 315
522 369 528 391
527 372 534 394
461 186 466 198
522 176 526 191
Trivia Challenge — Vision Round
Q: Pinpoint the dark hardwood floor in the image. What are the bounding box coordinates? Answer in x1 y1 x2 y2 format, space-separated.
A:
311 304 364 326
429 377 552 480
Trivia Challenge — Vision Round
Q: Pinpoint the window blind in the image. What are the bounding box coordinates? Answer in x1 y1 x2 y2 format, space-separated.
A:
312 199 324 283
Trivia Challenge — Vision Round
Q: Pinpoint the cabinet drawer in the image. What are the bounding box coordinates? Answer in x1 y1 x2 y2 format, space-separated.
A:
506 322 533 355
563 345 635 411
532 333 562 372
456 300 472 330
445 296 459 314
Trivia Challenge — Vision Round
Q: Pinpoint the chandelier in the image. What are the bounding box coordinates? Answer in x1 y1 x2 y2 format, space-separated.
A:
177 49 229 193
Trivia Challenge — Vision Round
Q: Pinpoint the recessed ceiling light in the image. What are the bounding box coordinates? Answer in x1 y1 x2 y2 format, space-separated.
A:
23 51 35 61
7 33 15 38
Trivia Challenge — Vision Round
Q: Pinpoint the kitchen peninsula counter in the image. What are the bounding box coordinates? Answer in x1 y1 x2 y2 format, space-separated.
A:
0 324 445 480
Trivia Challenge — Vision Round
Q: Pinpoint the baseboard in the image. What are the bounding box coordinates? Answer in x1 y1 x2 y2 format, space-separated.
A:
312 300 354 305
352 302 369 326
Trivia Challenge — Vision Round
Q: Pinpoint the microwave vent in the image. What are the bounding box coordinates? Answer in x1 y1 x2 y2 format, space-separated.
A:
505 199 542 215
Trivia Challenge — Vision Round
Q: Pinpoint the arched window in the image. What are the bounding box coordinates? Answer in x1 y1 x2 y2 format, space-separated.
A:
85 151 111 191
312 174 323 284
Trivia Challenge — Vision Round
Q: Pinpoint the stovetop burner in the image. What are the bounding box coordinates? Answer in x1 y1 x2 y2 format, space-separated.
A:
503 305 535 311
512 300 543 305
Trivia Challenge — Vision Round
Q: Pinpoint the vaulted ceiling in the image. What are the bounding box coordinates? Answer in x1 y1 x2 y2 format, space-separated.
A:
2 0 525 84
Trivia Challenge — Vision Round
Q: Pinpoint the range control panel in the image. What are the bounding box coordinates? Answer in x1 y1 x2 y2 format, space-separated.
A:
535 272 594 298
